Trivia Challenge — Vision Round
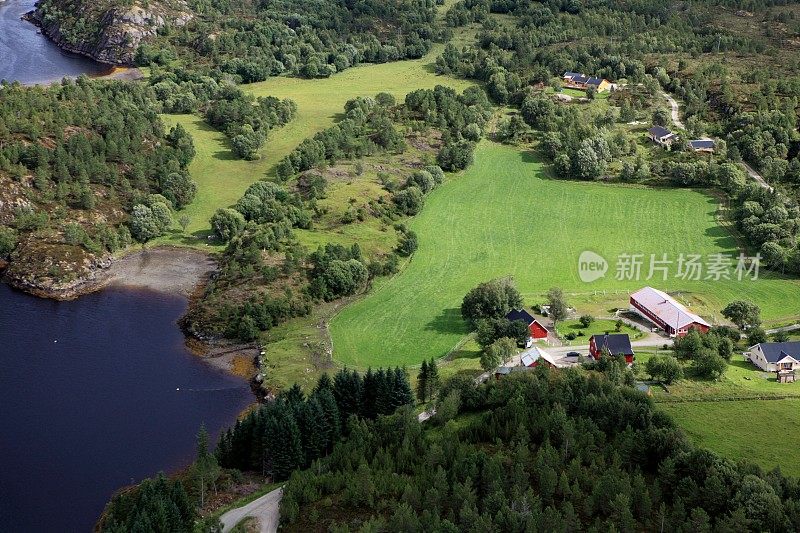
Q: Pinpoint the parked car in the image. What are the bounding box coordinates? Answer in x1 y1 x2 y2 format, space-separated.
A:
566 351 581 357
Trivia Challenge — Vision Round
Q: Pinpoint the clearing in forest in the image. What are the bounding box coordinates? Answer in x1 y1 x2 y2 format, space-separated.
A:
157 48 474 245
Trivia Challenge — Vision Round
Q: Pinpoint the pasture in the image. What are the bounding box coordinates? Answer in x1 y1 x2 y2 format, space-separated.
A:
330 142 800 367
660 399 800 477
156 47 474 246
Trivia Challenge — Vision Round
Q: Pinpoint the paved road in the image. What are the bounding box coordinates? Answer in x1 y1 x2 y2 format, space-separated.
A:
220 487 283 533
662 92 684 129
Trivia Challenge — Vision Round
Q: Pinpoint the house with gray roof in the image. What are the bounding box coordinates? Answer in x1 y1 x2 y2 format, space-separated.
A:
648 126 678 148
689 139 716 153
748 342 800 377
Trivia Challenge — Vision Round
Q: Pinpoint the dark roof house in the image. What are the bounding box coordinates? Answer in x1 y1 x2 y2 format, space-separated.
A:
648 126 672 139
506 308 535 325
689 139 715 151
754 342 800 364
591 333 634 356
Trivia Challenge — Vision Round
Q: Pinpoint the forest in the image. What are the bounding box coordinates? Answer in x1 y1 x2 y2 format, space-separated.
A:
0 78 195 283
280 368 800 532
37 0 447 82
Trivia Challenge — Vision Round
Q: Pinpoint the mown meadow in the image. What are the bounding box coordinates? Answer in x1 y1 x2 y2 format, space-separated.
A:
330 142 800 367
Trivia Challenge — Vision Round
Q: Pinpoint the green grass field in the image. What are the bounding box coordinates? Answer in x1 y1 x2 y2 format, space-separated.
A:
660 399 800 476
156 47 474 247
330 142 800 367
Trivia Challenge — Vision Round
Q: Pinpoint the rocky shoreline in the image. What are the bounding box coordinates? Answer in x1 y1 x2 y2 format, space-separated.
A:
26 0 192 65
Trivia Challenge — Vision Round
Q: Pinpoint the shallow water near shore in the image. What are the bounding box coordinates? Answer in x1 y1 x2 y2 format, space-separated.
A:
0 283 253 531
0 0 109 84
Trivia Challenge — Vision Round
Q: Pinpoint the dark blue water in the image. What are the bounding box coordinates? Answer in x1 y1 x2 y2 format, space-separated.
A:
0 283 253 532
0 0 109 84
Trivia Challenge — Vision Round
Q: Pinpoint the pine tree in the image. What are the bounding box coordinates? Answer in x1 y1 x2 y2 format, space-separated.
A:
426 358 440 402
190 424 220 508
333 368 363 426
375 367 392 415
264 401 304 480
313 388 341 450
391 367 414 409
416 360 429 403
283 383 305 406
361 367 378 419
298 397 328 465
314 372 334 393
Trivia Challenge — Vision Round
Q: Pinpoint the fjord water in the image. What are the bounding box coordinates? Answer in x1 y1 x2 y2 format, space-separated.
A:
0 0 108 84
0 284 253 531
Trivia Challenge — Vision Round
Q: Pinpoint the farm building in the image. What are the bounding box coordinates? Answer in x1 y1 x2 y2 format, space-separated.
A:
520 346 558 368
630 286 710 337
748 342 800 382
689 139 715 153
648 125 678 148
589 333 635 364
562 72 610 92
506 309 549 340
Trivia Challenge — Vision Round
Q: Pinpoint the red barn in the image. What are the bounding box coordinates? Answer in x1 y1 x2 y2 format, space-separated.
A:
506 309 549 339
589 334 635 364
630 287 710 337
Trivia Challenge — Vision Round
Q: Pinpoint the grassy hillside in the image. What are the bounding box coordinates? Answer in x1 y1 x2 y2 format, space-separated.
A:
661 399 800 477
157 47 474 246
330 142 800 367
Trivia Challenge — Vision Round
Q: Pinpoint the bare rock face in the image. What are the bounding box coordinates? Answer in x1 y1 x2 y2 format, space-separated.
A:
32 0 192 65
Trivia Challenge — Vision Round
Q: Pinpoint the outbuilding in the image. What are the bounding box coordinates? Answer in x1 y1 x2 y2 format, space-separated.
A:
506 309 549 340
648 125 678 148
520 346 558 368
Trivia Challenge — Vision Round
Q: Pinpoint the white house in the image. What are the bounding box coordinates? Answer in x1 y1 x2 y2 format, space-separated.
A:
748 342 800 376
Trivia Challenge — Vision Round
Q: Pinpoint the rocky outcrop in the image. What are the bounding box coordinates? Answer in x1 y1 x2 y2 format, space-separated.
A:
30 1 192 65
2 240 113 300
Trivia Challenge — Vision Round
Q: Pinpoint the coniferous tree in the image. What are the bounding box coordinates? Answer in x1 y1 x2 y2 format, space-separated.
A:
313 387 341 450
333 368 363 426
298 397 328 466
375 367 393 416
361 367 379 419
264 401 304 480
416 360 429 403
314 372 334 394
390 367 414 410
426 358 440 402
188 424 220 508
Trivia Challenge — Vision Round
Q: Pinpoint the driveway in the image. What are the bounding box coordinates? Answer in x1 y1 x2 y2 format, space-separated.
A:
741 160 773 191
220 486 283 533
662 92 684 129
